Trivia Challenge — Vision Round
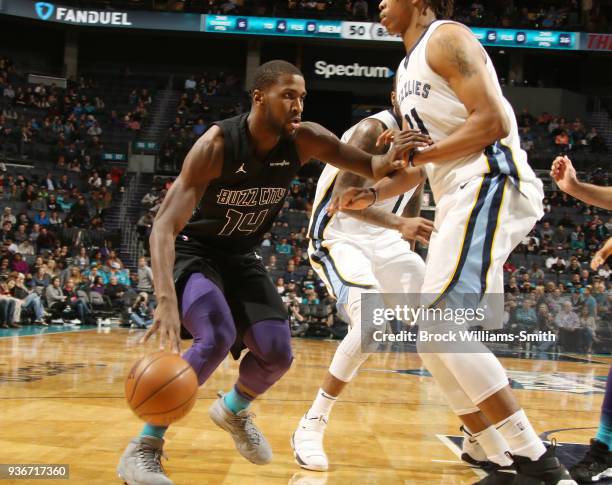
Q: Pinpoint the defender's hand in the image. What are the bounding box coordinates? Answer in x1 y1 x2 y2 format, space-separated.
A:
140 299 181 354
550 155 578 194
591 250 606 271
373 130 432 179
397 217 435 245
328 187 375 213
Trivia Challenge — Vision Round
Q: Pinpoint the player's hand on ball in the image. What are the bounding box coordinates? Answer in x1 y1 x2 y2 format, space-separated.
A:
140 300 182 354
398 217 435 245
550 155 577 193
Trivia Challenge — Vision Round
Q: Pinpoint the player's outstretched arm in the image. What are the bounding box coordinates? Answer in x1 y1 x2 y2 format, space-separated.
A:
295 121 429 179
551 155 612 210
142 127 223 353
412 24 510 166
330 119 432 242
328 166 426 213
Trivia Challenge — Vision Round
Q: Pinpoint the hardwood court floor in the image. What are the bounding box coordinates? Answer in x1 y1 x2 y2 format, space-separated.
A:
0 327 608 485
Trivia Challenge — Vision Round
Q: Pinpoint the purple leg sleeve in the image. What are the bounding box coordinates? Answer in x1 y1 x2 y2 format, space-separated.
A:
237 319 293 398
180 273 236 386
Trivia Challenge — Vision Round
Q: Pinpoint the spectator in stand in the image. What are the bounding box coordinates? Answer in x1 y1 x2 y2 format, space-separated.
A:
36 227 56 251
546 250 567 273
9 273 45 325
276 237 293 255
0 283 17 329
68 197 89 227
1 221 13 242
90 275 106 295
275 277 286 295
31 265 50 290
63 278 90 324
9 253 29 274
34 210 50 226
45 276 67 314
137 211 154 243
266 254 278 271
586 128 607 153
2 207 15 225
302 285 320 305
283 260 298 282
566 257 582 275
17 237 35 256
129 292 153 329
193 118 208 137
137 257 154 294
555 300 582 352
105 275 127 311
513 299 538 333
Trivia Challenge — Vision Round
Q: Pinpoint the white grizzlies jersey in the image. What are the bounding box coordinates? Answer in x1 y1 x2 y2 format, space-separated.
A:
396 20 538 203
309 109 417 241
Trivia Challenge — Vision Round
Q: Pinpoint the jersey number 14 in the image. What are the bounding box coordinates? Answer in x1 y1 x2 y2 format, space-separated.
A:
218 209 269 236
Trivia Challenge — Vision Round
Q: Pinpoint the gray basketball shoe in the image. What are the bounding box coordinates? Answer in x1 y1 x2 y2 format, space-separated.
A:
117 436 173 485
209 392 273 465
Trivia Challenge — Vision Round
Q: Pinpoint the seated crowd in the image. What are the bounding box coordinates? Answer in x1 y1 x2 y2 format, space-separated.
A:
518 109 608 157
0 56 153 164
0 245 155 328
159 72 245 172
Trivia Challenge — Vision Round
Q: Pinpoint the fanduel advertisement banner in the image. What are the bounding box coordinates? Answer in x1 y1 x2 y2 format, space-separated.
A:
204 15 342 38
0 0 202 31
0 4 584 51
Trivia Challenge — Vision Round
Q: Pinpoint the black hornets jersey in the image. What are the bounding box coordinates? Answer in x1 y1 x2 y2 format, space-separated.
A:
177 113 302 253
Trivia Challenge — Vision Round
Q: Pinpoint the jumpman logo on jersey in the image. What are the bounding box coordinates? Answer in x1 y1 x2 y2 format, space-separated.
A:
235 163 247 174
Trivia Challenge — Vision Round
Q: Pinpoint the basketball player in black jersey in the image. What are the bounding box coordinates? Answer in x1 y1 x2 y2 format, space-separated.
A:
117 60 430 485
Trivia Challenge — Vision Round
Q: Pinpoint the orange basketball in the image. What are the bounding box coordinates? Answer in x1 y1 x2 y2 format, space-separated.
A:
125 351 198 426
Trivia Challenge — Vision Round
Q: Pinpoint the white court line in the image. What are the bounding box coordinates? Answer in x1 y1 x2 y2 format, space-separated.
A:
0 328 98 339
436 434 487 479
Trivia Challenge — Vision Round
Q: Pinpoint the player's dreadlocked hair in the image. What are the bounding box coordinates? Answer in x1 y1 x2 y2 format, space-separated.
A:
424 0 454 19
250 60 303 93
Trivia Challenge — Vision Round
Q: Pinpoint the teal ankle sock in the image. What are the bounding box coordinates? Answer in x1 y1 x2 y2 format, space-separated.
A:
596 411 612 449
141 423 168 440
223 387 251 414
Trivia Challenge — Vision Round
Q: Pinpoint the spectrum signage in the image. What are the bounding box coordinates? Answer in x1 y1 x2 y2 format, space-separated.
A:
314 61 395 79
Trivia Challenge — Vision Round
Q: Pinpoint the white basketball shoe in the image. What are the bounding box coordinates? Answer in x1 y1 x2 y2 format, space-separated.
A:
291 413 329 472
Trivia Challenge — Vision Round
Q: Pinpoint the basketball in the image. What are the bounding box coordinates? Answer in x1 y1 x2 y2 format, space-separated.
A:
125 352 198 427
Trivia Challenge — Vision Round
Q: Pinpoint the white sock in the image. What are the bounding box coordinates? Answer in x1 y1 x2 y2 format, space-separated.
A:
307 388 337 419
472 425 513 467
496 409 546 461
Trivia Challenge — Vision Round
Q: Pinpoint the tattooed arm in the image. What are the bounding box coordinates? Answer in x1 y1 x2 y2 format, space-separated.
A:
329 119 433 244
411 23 510 166
331 119 401 229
